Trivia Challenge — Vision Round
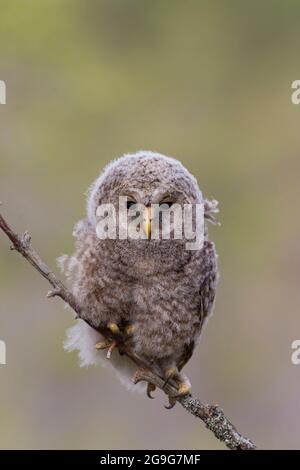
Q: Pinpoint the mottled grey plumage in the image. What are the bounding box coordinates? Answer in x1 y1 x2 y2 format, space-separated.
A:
60 151 219 396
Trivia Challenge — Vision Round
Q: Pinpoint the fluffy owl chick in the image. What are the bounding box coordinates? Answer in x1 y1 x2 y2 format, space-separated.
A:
60 151 219 403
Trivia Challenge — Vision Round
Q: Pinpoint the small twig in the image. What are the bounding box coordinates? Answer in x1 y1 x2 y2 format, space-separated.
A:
0 209 256 450
46 289 62 299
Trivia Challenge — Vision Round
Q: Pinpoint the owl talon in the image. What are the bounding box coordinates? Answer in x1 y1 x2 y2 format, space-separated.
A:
95 339 111 350
146 383 156 399
106 340 118 359
164 396 177 409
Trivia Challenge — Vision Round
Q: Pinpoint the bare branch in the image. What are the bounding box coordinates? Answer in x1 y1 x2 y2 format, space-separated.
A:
0 209 256 450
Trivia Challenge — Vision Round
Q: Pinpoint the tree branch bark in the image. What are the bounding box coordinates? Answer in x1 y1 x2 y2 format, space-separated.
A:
0 209 256 450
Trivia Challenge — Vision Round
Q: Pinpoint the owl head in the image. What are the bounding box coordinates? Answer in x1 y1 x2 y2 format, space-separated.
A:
86 151 216 273
88 149 202 214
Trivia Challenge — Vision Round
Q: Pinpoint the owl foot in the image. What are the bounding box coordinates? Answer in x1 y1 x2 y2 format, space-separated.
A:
174 380 191 397
165 366 177 380
146 383 156 399
95 339 118 359
107 322 120 335
164 375 191 409
162 366 178 389
95 339 111 350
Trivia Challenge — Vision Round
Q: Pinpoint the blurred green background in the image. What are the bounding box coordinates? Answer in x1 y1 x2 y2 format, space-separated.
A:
0 0 300 450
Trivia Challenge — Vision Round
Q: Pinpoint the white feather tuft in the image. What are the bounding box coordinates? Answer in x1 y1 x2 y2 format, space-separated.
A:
64 320 146 392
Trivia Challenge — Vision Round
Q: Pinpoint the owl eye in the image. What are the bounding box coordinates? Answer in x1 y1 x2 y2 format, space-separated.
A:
159 201 173 209
126 200 136 210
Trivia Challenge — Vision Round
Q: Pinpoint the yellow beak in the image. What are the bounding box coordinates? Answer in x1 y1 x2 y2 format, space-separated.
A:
143 206 152 239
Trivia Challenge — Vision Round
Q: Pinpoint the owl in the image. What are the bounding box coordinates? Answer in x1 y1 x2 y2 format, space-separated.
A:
60 151 219 406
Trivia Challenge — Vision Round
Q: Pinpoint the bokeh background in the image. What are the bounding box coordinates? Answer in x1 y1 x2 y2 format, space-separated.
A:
0 0 300 450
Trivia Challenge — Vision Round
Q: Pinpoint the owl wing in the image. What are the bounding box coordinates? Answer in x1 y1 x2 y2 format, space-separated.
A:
57 218 95 286
198 240 218 329
178 240 218 371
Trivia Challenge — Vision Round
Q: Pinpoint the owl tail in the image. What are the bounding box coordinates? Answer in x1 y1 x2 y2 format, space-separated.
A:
64 320 146 393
